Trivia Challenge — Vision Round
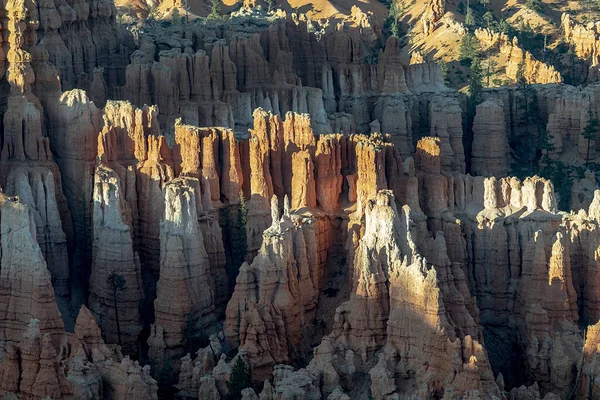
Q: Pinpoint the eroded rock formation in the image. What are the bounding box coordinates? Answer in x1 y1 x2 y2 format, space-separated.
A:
4 0 600 398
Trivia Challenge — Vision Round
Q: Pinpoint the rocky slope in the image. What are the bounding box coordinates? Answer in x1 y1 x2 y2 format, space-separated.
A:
3 0 600 399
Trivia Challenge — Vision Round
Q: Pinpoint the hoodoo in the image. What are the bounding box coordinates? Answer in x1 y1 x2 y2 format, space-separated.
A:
2 0 600 398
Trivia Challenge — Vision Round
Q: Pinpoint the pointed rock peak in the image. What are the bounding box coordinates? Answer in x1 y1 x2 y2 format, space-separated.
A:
589 190 600 222
283 195 291 219
74 305 102 342
549 231 570 284
40 333 57 358
201 176 213 212
268 195 281 234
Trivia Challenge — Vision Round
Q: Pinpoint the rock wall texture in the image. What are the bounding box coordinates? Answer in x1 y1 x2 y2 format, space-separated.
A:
475 28 562 85
4 0 600 398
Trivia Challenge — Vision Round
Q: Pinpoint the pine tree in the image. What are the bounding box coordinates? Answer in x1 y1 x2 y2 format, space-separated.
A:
226 357 251 400
459 33 480 66
485 58 497 86
387 0 406 39
512 62 548 177
389 0 407 21
232 190 248 268
106 271 127 346
171 7 180 23
208 0 221 19
525 0 542 12
464 56 484 171
468 56 483 103
465 7 475 26
483 11 493 28
391 20 402 38
438 59 449 85
538 127 555 167
583 115 600 167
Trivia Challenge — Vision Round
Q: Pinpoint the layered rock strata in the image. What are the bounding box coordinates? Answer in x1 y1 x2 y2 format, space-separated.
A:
89 164 143 353
149 177 216 364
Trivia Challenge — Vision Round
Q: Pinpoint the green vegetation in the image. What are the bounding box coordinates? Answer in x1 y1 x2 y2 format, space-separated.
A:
106 271 126 346
459 33 480 66
525 0 542 12
171 7 180 22
391 20 403 39
385 0 408 40
465 7 475 26
464 56 484 172
468 56 483 101
438 59 449 85
484 58 497 86
483 11 493 28
220 191 248 295
233 191 248 270
511 63 544 177
208 0 222 19
226 357 252 400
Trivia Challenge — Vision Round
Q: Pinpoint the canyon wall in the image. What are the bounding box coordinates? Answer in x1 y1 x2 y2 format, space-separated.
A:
3 0 600 399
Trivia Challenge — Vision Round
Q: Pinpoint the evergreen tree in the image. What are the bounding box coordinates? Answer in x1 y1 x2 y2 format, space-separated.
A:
479 0 489 6
525 0 542 12
512 62 549 177
459 33 480 66
538 126 555 168
465 7 475 26
387 0 407 39
583 115 600 167
464 56 484 171
389 0 407 21
468 56 483 102
226 357 252 400
391 20 402 39
208 0 221 19
106 271 126 346
171 7 180 22
438 59 449 85
497 19 510 34
483 11 494 28
485 58 497 86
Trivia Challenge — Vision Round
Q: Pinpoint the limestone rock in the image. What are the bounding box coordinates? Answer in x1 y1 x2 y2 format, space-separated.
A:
150 177 216 363
89 164 143 353
471 99 509 177
0 193 64 344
